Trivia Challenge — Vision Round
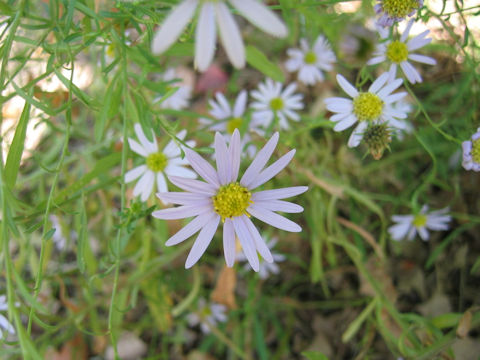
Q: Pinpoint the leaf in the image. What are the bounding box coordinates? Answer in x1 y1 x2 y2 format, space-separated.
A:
95 75 118 141
76 194 88 273
302 351 330 360
246 45 285 83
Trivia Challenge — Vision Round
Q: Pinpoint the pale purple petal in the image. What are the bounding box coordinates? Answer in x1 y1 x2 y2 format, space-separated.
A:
229 129 241 182
223 218 236 267
169 176 217 195
195 3 217 72
128 138 148 157
185 148 220 186
248 205 302 232
337 74 358 98
243 217 273 263
165 212 217 246
125 165 147 183
241 132 279 187
252 186 308 200
185 215 221 268
232 216 259 271
214 132 231 185
152 204 213 220
254 200 303 213
156 191 210 205
233 90 247 118
215 2 245 69
248 149 295 189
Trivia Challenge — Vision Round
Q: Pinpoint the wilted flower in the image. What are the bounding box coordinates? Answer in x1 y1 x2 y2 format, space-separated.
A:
462 127 480 172
156 68 192 110
375 0 423 27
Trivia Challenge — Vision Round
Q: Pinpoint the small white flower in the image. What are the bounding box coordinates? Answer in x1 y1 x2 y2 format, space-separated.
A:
368 19 436 84
49 215 66 251
462 127 480 172
187 298 227 334
125 124 197 202
285 36 336 85
388 205 451 241
374 0 423 27
200 90 259 158
153 130 307 271
156 68 192 110
0 295 17 340
152 0 287 72
250 79 304 130
386 98 414 140
236 237 285 279
324 73 407 147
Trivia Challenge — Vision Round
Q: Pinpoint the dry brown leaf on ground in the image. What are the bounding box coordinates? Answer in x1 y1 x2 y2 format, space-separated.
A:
211 265 237 309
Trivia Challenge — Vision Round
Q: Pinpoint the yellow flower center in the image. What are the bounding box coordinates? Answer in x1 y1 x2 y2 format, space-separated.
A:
269 97 284 111
304 51 317 64
353 93 384 122
413 214 427 228
472 139 480 164
386 40 409 63
106 44 115 58
212 182 252 222
226 117 242 134
382 0 420 18
146 152 168 172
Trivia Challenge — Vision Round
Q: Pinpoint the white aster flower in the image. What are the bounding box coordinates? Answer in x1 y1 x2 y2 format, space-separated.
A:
0 295 17 340
386 99 414 139
236 236 285 279
374 0 423 27
156 68 192 110
187 298 227 334
324 73 407 147
388 205 451 241
285 36 336 85
462 127 480 172
125 124 196 202
152 130 307 271
368 19 436 84
151 0 287 72
200 90 259 158
251 79 304 130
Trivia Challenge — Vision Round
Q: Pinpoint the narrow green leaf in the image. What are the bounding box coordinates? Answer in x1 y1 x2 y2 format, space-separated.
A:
77 194 87 273
302 351 330 360
246 45 285 82
12 266 48 314
95 75 118 141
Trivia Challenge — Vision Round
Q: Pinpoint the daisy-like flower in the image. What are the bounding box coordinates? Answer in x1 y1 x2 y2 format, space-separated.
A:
374 0 423 27
151 0 287 72
156 68 192 110
462 127 480 172
368 19 436 84
0 295 16 340
285 36 336 85
236 236 285 279
152 130 307 271
324 73 407 147
187 298 227 334
388 205 451 241
251 79 304 130
200 90 259 158
387 99 413 139
125 124 196 202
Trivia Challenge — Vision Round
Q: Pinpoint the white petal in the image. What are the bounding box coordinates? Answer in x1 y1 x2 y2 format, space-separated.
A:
166 212 216 246
185 148 220 186
185 215 220 268
248 149 295 190
165 165 197 179
214 132 231 185
254 200 303 213
388 222 411 241
229 0 287 38
248 204 302 232
216 2 245 69
223 218 236 267
243 216 273 263
252 186 308 201
156 192 210 205
376 78 403 99
241 132 279 187
400 61 422 84
229 129 241 182
125 165 146 183
232 216 259 271
336 74 358 98
134 123 157 153
169 176 217 195
347 122 368 148
152 204 213 220
156 172 168 194
368 72 389 94
152 0 198 54
408 53 436 65
233 90 248 118
128 138 148 157
195 3 217 72
0 315 15 335
333 114 357 132
133 170 155 201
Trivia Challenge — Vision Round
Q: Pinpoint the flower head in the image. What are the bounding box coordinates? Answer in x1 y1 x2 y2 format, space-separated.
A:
236 236 285 279
368 19 436 84
251 79 304 130
156 68 192 110
324 73 407 147
462 127 480 172
0 295 17 340
285 36 336 85
187 298 227 333
388 205 451 241
125 124 196 202
152 0 287 72
375 0 423 27
152 130 307 271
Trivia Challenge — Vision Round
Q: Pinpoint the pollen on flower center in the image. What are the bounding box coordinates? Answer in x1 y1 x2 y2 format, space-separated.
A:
353 92 384 122
386 41 409 63
382 0 420 18
146 152 168 172
270 97 285 111
304 51 317 64
413 214 427 228
471 139 480 164
212 182 252 222
227 117 242 134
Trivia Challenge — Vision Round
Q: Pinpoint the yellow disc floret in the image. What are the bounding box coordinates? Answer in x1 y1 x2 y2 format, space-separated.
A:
304 51 317 65
382 0 419 18
226 117 242 134
413 214 427 228
212 182 252 222
353 92 384 122
270 97 284 111
146 152 168 172
472 139 480 164
386 40 409 64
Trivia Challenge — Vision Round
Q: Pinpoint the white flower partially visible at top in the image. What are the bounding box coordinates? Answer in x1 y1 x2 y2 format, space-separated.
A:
187 298 227 334
125 124 197 202
324 73 407 147
386 99 414 139
151 0 287 72
156 68 192 110
200 90 259 158
285 36 336 85
462 127 480 172
374 0 423 27
368 19 436 84
0 295 18 340
236 237 285 279
251 79 304 130
388 205 451 241
152 130 307 271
